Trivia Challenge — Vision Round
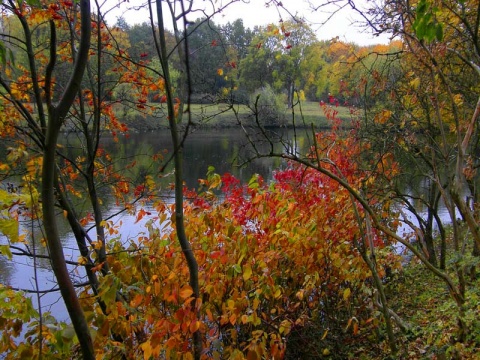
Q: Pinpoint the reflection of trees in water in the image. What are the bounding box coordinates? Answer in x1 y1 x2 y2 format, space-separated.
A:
0 253 14 284
92 128 299 189
60 128 317 192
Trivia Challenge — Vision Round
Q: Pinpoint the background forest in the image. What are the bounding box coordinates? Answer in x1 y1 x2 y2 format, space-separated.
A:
0 0 479 359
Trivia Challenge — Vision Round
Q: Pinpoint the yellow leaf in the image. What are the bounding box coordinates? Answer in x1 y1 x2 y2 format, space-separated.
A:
217 68 223 76
343 288 351 301
243 264 252 281
183 352 194 360
274 288 282 298
252 297 260 311
0 218 19 243
409 77 420 89
141 341 152 360
227 299 235 311
453 94 463 106
0 163 10 171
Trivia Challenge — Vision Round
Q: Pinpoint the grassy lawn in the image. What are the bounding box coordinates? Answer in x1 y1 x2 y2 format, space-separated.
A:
117 101 355 131
187 101 354 129
383 259 480 360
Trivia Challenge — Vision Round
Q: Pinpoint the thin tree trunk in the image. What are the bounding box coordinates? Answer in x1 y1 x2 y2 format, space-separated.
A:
154 1 202 358
41 0 94 358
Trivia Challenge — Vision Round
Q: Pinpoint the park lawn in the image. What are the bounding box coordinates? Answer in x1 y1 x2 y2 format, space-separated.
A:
187 101 354 129
115 101 354 131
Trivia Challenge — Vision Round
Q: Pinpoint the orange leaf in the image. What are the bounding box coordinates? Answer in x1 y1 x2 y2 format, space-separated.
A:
353 322 359 335
247 349 261 360
210 250 222 259
130 294 144 308
179 285 194 299
189 320 201 333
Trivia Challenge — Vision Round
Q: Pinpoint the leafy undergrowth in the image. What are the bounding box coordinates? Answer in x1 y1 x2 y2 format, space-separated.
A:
385 259 480 360
283 260 480 359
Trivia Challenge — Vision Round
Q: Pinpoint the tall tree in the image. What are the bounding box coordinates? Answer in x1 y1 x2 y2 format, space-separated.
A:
0 0 94 358
186 18 227 98
239 20 317 107
337 0 480 341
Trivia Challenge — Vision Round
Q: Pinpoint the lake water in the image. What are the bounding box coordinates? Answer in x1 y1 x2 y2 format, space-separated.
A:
0 128 298 322
0 127 454 324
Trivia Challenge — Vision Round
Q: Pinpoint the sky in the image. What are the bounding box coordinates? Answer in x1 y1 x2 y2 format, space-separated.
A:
106 0 391 46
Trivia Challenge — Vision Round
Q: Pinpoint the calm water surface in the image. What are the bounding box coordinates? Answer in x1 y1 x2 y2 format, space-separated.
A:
1 128 453 323
1 128 297 322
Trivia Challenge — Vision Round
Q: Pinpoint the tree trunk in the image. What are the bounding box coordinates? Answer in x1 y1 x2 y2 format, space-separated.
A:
154 1 202 358
41 0 94 358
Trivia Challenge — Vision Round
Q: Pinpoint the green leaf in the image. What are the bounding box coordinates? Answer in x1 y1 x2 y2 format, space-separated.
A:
0 42 6 66
61 325 76 341
416 0 427 15
0 244 12 259
0 218 19 244
415 21 426 39
436 23 444 41
248 174 260 189
232 263 242 274
99 275 119 304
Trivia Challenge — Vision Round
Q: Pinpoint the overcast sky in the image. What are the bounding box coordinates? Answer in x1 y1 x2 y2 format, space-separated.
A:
106 0 391 46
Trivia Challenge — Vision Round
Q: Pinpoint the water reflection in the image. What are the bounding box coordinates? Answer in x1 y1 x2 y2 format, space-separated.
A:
90 128 294 193
0 128 298 322
3 127 453 324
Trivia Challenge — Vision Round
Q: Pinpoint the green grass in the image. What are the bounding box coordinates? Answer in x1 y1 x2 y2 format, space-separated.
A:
187 101 354 129
383 260 480 359
117 101 355 131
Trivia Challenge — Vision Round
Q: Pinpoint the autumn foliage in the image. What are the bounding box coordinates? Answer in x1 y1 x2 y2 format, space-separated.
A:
52 127 398 359
0 123 403 359
2 0 480 358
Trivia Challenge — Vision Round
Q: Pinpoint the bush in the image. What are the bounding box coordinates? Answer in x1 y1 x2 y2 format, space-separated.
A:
249 85 287 127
